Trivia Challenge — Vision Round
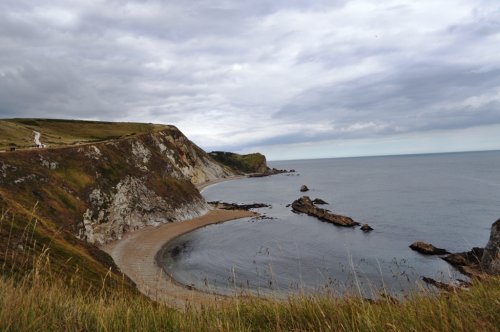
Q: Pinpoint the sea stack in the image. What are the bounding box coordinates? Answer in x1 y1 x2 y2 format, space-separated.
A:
481 219 500 275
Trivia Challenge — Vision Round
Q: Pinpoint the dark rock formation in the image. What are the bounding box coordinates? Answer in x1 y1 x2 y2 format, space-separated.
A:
409 241 450 255
481 218 500 275
300 185 309 192
208 201 270 211
312 198 328 205
436 220 499 278
360 224 374 232
250 214 276 221
443 247 484 278
248 168 292 177
422 277 470 291
291 196 359 227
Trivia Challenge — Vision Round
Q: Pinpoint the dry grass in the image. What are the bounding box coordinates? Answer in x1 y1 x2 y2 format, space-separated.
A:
0 264 498 331
0 224 498 332
0 118 168 150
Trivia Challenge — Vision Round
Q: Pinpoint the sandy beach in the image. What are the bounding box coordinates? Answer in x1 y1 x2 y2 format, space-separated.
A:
101 176 254 308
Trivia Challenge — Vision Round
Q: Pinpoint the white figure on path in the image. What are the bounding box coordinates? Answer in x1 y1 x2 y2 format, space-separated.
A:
33 131 46 148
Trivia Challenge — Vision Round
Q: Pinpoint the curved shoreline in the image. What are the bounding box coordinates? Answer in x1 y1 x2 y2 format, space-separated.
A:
100 176 253 308
101 209 255 308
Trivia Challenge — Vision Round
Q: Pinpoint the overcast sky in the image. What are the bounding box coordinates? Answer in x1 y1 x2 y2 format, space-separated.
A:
1 0 500 160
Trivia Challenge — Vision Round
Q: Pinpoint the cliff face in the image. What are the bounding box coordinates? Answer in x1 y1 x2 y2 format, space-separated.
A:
0 126 233 248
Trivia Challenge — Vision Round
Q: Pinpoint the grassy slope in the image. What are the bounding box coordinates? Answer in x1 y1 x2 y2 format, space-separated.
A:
208 151 268 174
0 118 167 150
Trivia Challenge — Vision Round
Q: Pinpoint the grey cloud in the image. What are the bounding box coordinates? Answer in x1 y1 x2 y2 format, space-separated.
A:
274 62 500 139
0 0 499 156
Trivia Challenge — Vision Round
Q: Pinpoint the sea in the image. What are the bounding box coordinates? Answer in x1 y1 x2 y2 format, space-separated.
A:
158 151 500 297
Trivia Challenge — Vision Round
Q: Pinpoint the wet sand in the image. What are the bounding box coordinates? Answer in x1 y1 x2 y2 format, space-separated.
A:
101 208 255 308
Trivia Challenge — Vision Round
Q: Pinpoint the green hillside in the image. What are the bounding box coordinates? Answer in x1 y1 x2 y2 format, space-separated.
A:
208 151 268 174
0 118 167 150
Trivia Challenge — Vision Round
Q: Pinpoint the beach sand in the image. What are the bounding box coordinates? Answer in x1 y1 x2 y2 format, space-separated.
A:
101 207 255 308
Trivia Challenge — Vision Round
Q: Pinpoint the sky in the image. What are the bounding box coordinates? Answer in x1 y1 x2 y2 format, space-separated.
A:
1 0 500 160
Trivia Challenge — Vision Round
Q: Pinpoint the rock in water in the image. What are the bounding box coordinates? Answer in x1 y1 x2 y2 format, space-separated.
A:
409 241 450 255
442 247 484 277
312 198 328 205
300 185 309 192
360 224 374 232
291 196 359 227
481 219 500 275
208 201 270 210
422 277 470 291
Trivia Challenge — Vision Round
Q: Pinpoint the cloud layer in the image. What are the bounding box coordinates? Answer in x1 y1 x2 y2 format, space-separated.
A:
1 0 499 157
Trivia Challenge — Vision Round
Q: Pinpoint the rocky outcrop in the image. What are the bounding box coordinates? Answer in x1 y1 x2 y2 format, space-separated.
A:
300 185 309 192
248 168 293 177
435 220 500 278
409 241 450 255
481 219 500 275
312 198 328 205
422 277 470 291
291 196 359 227
360 224 374 232
442 248 484 278
208 201 270 211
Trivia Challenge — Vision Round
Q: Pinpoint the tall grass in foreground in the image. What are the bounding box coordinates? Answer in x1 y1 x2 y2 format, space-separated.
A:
0 263 499 331
0 209 499 331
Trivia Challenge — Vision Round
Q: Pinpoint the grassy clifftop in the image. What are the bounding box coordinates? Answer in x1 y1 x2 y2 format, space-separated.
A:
208 151 268 174
0 118 167 150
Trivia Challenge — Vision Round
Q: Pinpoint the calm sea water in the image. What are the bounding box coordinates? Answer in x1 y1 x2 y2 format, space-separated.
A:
159 151 500 297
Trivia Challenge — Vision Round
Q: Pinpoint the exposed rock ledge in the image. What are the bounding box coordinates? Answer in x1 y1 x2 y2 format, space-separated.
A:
208 201 271 211
291 196 359 227
422 219 499 290
409 241 450 255
441 219 498 278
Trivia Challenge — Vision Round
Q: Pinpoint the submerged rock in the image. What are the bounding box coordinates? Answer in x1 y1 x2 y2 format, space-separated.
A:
481 218 500 275
291 196 359 227
360 224 374 232
300 185 309 192
312 198 328 205
409 241 450 255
